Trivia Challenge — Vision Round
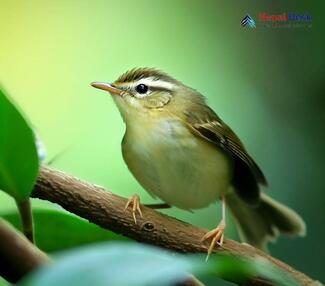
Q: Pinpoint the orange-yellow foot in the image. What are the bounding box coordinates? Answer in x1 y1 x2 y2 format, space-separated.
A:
124 194 143 224
201 219 226 260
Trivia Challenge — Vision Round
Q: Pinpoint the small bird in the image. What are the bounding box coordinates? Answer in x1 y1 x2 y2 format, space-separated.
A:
91 68 305 255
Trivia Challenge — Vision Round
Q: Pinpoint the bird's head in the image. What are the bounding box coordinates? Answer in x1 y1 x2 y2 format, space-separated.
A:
91 68 203 121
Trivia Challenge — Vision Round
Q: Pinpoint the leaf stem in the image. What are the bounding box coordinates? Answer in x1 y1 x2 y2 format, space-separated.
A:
16 198 34 243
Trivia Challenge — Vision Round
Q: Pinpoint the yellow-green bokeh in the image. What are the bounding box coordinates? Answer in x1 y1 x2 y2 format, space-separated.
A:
0 0 324 283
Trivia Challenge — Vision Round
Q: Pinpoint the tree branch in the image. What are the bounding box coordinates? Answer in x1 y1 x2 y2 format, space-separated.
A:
0 218 49 283
31 166 321 286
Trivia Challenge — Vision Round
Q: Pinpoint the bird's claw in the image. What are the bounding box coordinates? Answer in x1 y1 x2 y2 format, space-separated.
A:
124 194 143 224
201 219 226 261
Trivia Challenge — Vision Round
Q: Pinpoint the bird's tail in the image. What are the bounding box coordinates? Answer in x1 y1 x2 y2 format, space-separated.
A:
225 191 306 250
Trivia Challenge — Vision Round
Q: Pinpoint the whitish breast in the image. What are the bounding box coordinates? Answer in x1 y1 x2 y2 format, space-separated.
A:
122 117 233 210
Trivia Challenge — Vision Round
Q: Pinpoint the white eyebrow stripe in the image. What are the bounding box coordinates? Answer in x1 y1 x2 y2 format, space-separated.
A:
117 77 175 91
116 77 176 98
136 77 176 91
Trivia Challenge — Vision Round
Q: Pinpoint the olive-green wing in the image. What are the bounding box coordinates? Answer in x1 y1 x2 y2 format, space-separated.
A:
183 105 267 206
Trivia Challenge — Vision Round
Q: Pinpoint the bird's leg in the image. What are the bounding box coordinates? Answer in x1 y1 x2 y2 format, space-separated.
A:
124 194 143 224
201 195 226 260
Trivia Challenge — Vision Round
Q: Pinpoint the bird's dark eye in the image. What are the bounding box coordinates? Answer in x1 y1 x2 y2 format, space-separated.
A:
135 84 148 94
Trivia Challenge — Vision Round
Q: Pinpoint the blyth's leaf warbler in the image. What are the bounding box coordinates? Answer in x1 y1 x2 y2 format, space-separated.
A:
91 68 305 255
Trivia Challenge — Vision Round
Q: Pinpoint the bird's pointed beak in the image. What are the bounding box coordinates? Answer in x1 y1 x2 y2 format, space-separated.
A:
91 82 124 96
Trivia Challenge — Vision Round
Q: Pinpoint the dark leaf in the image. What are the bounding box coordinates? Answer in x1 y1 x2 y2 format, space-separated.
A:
0 88 39 201
1 208 128 252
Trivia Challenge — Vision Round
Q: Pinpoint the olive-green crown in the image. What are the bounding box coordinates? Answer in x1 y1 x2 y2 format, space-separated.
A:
116 68 177 84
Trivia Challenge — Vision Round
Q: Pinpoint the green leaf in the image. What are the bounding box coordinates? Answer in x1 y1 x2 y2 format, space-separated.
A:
18 242 204 286
1 208 128 252
0 277 10 286
207 254 302 286
250 257 302 286
17 241 302 286
207 254 256 284
0 88 39 201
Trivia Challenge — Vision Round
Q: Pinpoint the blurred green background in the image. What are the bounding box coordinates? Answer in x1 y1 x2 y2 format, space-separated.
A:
0 0 324 284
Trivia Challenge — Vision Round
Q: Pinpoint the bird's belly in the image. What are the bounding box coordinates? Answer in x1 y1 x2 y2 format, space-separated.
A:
123 120 233 210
